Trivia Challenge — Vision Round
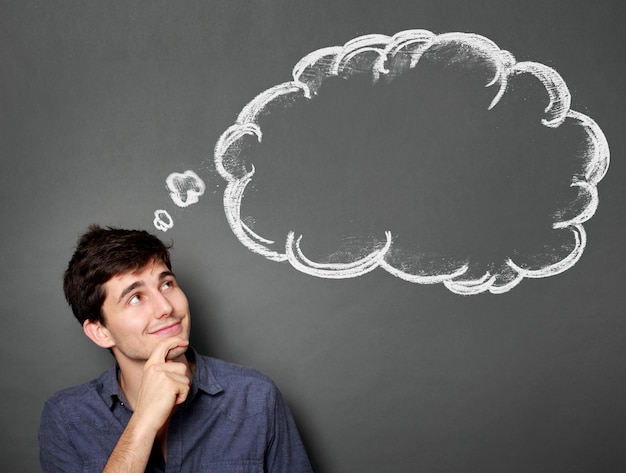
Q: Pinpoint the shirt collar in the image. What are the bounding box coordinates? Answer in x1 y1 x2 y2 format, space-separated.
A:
185 347 224 399
98 364 126 410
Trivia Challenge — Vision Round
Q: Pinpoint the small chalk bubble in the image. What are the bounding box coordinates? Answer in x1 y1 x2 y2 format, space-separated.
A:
153 209 174 232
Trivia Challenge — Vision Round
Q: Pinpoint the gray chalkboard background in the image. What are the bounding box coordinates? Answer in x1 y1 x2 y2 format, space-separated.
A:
2 1 625 471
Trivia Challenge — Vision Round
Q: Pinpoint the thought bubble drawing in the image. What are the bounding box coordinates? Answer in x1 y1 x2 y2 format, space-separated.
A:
153 209 174 232
167 170 206 208
214 30 609 295
152 171 206 232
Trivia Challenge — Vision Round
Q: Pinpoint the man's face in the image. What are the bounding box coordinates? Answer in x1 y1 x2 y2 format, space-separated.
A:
98 259 191 364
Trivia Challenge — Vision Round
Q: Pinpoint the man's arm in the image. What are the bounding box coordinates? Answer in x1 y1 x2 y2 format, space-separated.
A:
265 387 314 473
102 338 191 473
39 403 84 473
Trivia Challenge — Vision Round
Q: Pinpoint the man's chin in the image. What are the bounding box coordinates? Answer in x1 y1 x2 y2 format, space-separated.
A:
165 344 189 361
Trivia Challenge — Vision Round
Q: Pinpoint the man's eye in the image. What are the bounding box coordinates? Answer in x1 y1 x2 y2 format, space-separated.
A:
128 294 141 305
162 281 174 290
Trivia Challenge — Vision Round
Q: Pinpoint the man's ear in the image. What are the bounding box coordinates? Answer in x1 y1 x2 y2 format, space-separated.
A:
83 319 115 349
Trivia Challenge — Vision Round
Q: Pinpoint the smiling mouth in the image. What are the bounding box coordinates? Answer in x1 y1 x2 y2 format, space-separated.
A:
149 322 182 336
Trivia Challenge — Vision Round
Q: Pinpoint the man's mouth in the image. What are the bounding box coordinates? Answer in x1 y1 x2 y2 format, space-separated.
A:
149 321 182 336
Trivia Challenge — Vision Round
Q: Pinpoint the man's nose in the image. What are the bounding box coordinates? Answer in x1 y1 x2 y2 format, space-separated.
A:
153 291 174 318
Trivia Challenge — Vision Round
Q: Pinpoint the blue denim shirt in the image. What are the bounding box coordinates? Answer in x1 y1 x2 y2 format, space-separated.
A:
39 348 312 472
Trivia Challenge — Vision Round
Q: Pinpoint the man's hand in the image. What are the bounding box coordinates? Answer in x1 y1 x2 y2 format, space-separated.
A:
102 337 191 472
133 337 192 434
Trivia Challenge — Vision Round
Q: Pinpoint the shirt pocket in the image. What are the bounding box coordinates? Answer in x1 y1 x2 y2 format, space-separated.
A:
200 459 263 472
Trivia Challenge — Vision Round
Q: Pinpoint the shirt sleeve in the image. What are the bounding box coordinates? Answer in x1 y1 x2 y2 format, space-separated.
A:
265 387 314 473
39 398 83 473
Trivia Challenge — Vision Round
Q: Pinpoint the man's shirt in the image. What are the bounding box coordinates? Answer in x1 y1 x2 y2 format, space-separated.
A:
39 348 313 472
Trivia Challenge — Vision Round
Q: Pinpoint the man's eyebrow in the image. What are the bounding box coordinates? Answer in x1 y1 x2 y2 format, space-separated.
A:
159 271 176 280
117 281 144 304
116 271 176 304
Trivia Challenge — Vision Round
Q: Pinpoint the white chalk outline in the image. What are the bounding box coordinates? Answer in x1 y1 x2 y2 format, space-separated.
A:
214 30 610 295
166 170 206 208
153 209 174 232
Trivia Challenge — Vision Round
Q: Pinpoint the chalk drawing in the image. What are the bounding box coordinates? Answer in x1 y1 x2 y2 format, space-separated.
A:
214 30 609 295
153 209 174 232
166 170 206 208
152 170 206 232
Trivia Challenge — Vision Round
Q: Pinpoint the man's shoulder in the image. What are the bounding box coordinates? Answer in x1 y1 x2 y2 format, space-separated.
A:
194 354 281 418
198 354 276 389
42 366 114 412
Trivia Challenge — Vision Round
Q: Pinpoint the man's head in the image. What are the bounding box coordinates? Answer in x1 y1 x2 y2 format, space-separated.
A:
64 224 173 326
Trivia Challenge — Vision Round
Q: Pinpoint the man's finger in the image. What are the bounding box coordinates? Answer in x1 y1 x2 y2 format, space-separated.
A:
146 337 189 366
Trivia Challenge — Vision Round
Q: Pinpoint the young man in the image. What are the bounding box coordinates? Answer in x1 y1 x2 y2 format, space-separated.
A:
39 225 313 472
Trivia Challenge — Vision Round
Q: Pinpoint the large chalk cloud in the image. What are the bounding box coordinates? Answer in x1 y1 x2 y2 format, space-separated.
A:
214 30 609 295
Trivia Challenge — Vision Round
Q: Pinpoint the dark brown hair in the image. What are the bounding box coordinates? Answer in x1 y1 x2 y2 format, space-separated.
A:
63 225 172 325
